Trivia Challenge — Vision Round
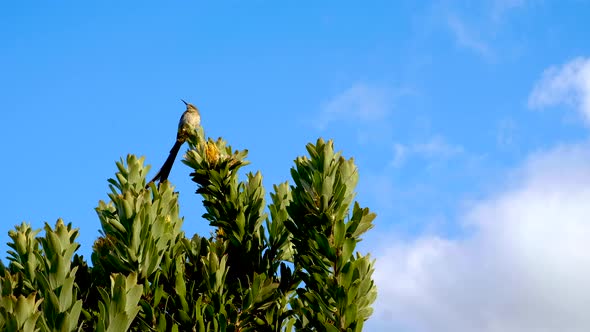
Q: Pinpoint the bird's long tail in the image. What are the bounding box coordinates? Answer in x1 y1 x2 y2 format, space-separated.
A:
146 140 183 188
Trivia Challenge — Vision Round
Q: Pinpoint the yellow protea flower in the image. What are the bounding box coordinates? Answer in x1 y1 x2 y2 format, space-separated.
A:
205 141 220 165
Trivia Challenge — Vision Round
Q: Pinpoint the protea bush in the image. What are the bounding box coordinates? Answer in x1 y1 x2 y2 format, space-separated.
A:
1 123 376 331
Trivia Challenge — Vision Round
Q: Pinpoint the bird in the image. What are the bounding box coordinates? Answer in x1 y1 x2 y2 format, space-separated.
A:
146 99 201 187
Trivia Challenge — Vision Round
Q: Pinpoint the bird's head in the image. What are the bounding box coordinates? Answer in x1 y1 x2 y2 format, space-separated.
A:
181 99 199 112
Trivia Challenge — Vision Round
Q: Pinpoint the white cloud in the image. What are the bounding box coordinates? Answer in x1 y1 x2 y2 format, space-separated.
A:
370 142 590 332
447 15 494 60
391 136 464 167
412 137 464 159
317 83 413 144
528 57 590 125
441 0 531 61
391 143 408 167
318 83 395 128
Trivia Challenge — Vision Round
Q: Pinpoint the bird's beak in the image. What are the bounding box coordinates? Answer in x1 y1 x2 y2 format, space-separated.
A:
181 99 188 106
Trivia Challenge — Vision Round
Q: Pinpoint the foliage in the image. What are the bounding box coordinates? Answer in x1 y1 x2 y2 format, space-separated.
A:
1 122 377 331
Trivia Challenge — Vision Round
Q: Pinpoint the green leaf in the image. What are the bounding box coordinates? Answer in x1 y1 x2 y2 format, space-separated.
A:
334 219 345 248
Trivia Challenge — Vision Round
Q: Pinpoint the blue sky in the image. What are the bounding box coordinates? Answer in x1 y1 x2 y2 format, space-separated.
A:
2 1 590 331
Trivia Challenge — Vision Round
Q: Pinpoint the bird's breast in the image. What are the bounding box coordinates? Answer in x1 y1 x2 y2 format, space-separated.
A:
178 111 201 130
